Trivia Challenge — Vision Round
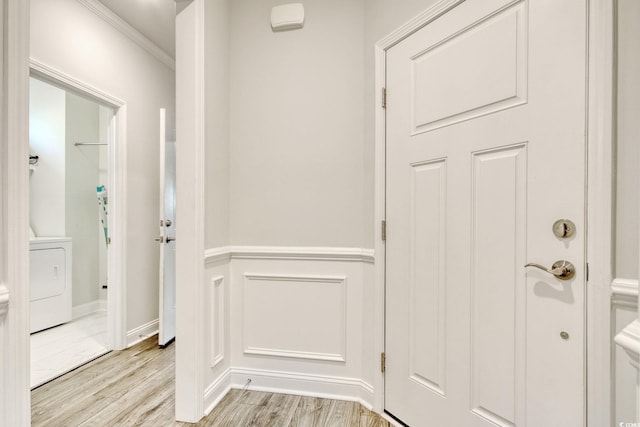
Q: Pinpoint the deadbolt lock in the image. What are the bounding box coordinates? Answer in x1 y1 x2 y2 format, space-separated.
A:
552 219 575 239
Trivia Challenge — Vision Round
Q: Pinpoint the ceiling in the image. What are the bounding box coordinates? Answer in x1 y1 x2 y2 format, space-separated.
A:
98 0 176 57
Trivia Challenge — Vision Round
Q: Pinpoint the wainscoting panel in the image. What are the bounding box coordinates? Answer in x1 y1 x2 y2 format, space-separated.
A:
210 275 225 368
243 274 346 362
210 247 374 410
411 1 527 133
203 258 232 413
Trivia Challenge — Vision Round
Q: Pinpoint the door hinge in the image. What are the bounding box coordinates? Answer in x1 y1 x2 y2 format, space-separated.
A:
381 352 386 373
381 220 386 241
382 87 387 109
586 262 589 282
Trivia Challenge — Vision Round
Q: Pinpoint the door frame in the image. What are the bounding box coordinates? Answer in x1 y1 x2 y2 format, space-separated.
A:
28 59 129 352
372 0 615 424
1 0 31 425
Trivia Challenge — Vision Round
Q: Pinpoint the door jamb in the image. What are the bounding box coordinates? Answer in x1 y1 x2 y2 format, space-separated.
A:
29 59 129 351
373 0 615 423
1 0 31 425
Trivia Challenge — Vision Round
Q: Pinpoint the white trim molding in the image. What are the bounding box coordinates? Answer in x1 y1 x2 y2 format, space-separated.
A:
615 320 640 369
228 368 374 410
127 318 160 347
175 0 206 421
29 58 129 351
204 246 375 264
203 368 233 416
375 0 465 49
29 59 126 107
242 273 348 363
210 275 225 368
612 278 639 299
76 0 175 70
0 284 9 320
1 0 31 424
72 300 106 320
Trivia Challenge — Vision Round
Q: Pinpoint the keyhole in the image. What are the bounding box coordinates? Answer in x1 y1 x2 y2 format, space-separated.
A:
560 331 569 340
552 219 576 239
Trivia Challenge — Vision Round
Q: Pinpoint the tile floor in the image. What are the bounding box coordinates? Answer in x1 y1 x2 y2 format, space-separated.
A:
30 311 109 388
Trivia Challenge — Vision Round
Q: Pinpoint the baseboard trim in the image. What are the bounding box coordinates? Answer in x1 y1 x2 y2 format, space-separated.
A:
72 300 105 320
203 368 233 415
126 318 159 347
202 367 375 414
226 368 374 410
204 246 375 264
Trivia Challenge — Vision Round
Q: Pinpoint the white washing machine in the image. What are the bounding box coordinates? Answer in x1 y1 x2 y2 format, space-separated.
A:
30 237 72 333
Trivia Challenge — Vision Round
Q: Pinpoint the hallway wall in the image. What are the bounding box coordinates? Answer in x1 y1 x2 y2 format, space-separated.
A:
229 0 365 248
31 0 176 338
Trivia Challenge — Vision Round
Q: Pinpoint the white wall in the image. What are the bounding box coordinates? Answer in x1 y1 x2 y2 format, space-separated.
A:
31 0 175 333
65 91 101 308
614 0 640 422
29 77 66 237
616 0 640 280
229 0 365 248
204 0 230 249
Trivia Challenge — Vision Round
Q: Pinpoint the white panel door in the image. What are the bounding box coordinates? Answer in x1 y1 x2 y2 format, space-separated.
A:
385 1 587 426
159 108 177 347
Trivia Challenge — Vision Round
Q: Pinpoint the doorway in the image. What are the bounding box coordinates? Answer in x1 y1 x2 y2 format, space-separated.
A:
27 61 129 387
29 75 114 387
383 0 588 425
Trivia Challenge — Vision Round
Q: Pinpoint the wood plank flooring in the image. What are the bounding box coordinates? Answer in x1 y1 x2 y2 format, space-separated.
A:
32 336 390 426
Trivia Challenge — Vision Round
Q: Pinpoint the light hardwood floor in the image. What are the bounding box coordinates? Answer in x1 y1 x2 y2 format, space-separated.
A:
32 336 390 426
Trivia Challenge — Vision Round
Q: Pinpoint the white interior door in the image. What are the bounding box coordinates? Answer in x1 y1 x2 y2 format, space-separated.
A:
385 0 587 426
158 108 176 347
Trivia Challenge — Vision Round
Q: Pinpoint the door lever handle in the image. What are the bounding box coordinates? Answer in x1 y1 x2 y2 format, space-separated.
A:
155 236 164 243
166 236 175 243
525 260 575 280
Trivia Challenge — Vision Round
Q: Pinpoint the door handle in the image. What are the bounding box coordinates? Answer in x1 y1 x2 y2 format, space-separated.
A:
525 260 575 280
166 236 175 243
155 236 164 243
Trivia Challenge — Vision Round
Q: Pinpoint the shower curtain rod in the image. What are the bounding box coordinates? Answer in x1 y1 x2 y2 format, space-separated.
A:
74 142 108 146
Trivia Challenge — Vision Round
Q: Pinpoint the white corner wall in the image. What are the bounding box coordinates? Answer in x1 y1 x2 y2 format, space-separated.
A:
30 0 175 335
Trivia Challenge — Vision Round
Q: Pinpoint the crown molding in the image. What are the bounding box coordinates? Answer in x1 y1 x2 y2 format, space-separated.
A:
76 0 175 70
